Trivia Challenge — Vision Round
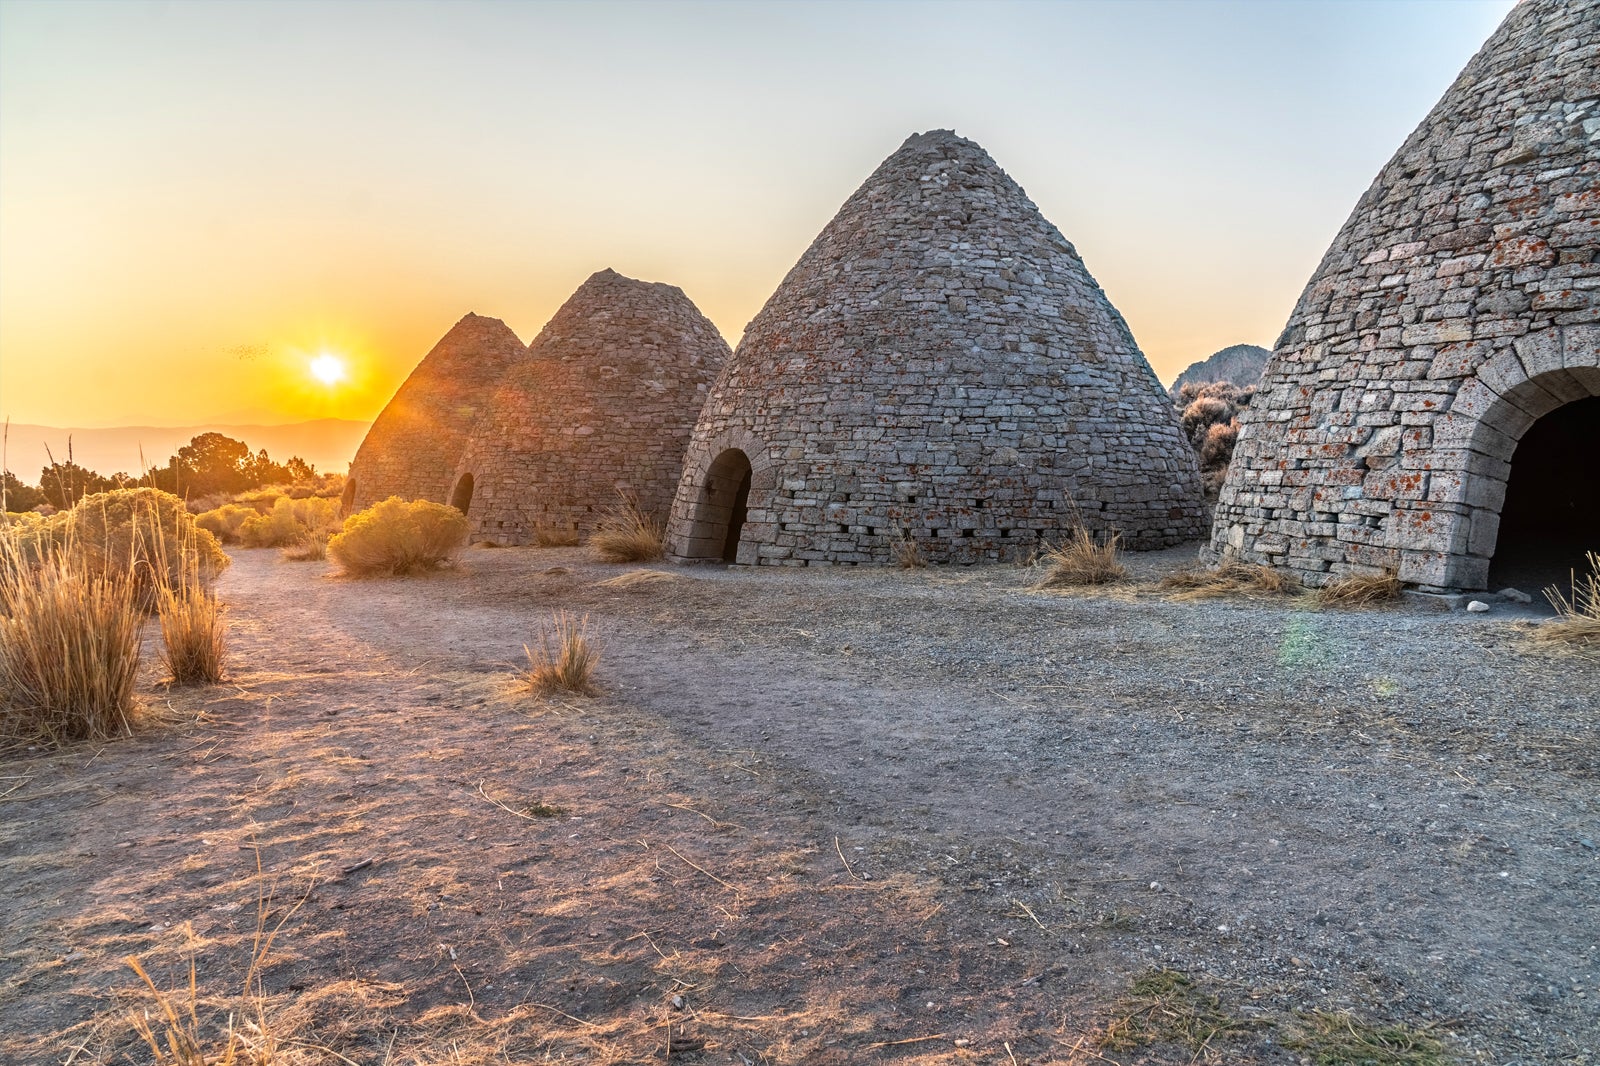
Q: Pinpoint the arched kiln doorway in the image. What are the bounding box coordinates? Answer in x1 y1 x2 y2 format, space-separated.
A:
341 477 357 516
679 448 753 563
1487 395 1600 594
450 473 475 516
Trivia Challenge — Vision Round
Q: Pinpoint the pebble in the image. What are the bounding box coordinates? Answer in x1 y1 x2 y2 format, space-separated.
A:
1467 600 1491 613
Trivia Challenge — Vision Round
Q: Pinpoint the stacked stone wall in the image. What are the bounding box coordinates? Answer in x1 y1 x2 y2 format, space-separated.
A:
345 313 528 513
667 130 1206 566
455 269 728 544
1210 0 1599 592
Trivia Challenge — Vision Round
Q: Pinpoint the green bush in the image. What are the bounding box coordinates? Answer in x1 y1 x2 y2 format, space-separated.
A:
328 497 468 576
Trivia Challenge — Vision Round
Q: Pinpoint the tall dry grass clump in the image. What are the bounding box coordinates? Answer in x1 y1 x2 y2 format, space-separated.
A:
1034 528 1127 588
1160 560 1298 601
588 495 664 563
0 544 143 743
892 533 927 569
157 583 225 685
1316 568 1404 607
1539 551 1600 649
327 496 468 576
0 487 229 741
522 610 601 695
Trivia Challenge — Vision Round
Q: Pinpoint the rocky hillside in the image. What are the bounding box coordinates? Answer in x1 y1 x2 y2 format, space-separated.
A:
1169 343 1270 397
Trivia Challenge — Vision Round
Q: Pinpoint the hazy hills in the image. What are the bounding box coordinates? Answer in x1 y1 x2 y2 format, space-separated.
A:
2 419 370 481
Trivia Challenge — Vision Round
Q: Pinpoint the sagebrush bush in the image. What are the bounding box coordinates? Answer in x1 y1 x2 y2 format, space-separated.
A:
1180 396 1234 447
63 489 228 610
521 611 600 695
1174 381 1255 493
194 503 256 545
327 497 468 576
588 496 664 563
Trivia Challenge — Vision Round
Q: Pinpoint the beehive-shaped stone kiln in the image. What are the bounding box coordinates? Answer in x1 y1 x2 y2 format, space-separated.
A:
1211 0 1599 592
665 129 1205 566
451 269 729 543
344 313 528 514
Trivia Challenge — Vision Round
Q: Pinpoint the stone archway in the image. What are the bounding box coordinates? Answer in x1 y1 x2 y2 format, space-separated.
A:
1431 326 1599 590
450 473 475 516
340 477 357 516
676 449 753 563
1489 396 1600 592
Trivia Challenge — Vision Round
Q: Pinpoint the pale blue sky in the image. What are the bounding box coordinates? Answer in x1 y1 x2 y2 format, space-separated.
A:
0 0 1516 425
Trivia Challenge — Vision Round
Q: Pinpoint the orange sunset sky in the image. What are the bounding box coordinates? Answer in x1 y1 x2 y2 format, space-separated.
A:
0 0 1513 433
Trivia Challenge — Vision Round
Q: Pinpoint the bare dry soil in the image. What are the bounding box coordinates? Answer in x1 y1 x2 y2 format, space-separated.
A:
2 545 1597 1065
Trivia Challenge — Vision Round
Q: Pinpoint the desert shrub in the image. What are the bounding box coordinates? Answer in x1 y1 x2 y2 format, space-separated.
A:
1160 561 1298 600
194 503 256 545
1539 551 1600 649
1317 568 1404 607
521 611 600 695
327 496 468 576
1175 381 1256 494
1198 419 1241 491
0 544 143 743
589 495 664 563
64 489 229 610
1035 528 1127 588
1180 396 1234 447
237 497 343 549
238 497 306 548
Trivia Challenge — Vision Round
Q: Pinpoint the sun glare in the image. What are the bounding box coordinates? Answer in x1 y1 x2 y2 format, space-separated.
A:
310 353 347 386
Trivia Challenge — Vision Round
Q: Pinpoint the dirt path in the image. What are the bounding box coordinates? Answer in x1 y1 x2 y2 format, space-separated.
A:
2 545 1596 1064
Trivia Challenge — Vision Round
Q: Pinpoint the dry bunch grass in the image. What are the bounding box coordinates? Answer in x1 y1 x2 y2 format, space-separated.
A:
123 862 311 1066
1537 551 1600 650
157 584 225 686
280 533 329 562
1034 528 1127 588
588 496 664 563
0 551 143 743
1160 561 1298 601
1316 568 1404 608
533 523 581 548
522 611 601 695
892 534 927 569
596 569 681 589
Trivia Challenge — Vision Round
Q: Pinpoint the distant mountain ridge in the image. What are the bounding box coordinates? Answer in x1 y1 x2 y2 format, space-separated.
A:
1 419 370 482
1169 344 1271 397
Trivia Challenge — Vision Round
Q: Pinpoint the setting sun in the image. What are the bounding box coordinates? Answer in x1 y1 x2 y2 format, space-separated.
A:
309 353 347 386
